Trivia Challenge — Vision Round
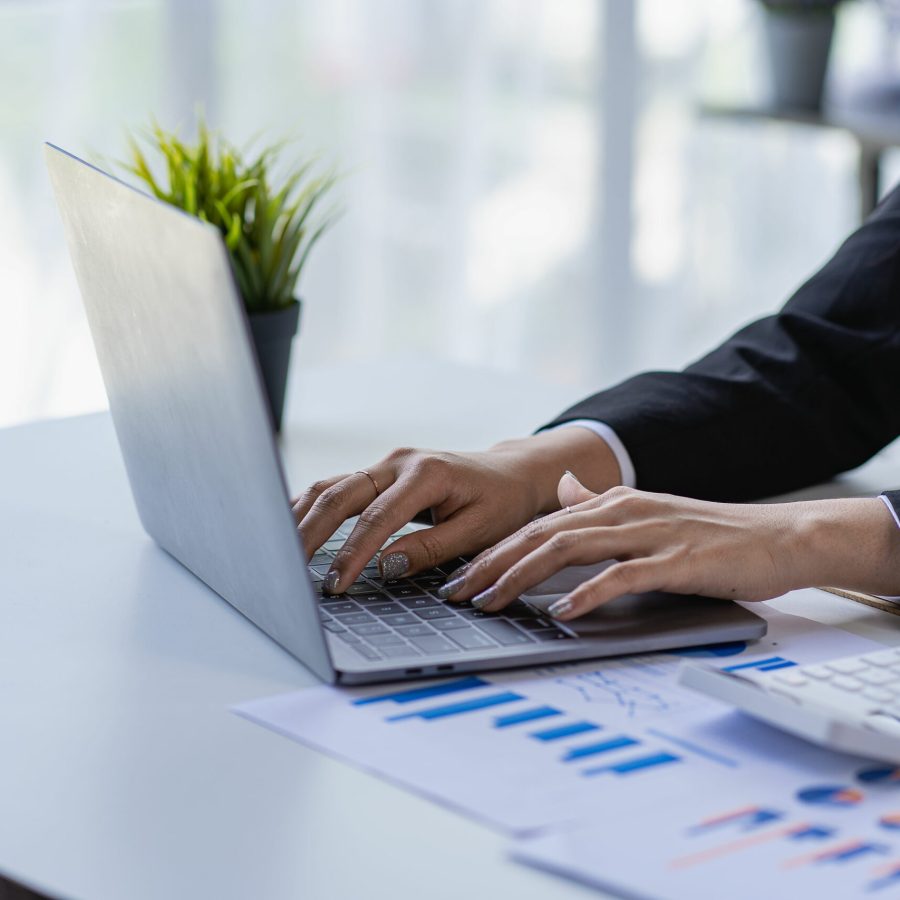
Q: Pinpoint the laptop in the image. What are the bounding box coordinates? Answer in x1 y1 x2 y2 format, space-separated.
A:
45 143 767 684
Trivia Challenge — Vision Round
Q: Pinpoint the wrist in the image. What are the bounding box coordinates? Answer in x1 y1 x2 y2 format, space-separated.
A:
491 429 622 514
792 498 900 594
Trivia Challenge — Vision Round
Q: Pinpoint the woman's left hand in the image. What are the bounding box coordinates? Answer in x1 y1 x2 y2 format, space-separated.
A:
440 472 900 620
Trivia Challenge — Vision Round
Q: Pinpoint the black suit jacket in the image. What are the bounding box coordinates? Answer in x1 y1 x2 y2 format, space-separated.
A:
542 184 900 502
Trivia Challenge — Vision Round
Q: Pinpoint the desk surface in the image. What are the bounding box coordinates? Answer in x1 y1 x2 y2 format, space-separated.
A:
3 358 900 900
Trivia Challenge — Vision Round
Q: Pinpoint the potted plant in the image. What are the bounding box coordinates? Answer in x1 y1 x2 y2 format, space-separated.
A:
122 121 338 431
758 0 846 110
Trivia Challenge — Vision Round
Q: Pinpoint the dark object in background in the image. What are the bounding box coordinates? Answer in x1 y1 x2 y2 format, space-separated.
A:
0 872 55 900
247 298 301 432
760 0 842 110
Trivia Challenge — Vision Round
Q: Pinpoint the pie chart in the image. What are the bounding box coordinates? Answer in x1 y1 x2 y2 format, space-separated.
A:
857 766 900 786
796 785 864 807
675 641 747 659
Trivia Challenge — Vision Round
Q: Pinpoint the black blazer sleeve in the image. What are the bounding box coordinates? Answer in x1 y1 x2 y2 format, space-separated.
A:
541 184 900 502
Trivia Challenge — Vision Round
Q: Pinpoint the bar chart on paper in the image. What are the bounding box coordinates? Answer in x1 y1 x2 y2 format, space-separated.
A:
234 608 880 833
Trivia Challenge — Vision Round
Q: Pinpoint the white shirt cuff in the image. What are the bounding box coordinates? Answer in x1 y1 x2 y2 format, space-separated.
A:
880 494 900 530
546 419 636 488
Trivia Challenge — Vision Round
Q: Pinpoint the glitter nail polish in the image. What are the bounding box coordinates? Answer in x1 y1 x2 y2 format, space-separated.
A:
471 587 497 610
437 575 467 599
548 597 574 618
380 552 409 581
323 569 341 595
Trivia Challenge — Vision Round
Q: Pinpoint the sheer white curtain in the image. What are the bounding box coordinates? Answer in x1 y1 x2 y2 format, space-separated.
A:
0 0 874 427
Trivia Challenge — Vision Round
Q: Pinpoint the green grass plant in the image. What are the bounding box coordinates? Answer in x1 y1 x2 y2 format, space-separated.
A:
122 120 337 312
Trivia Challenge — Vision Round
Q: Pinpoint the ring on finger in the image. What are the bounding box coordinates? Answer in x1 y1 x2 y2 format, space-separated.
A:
354 469 381 498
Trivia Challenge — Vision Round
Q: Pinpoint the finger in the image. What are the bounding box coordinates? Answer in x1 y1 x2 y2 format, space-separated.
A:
298 469 392 562
557 470 598 508
443 503 636 603
465 526 642 613
378 508 490 583
547 556 671 621
457 485 641 579
326 474 444 593
291 475 348 525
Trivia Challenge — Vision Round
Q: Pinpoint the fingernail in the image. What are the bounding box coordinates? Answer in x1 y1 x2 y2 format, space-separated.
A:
471 587 497 610
563 469 583 485
437 575 467 599
323 569 341 595
380 552 409 581
548 597 574 618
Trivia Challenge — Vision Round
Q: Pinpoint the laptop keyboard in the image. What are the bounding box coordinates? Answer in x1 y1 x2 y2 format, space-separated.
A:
309 522 573 663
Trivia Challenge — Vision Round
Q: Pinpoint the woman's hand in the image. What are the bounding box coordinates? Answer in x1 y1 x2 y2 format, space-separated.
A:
440 472 900 620
292 428 623 594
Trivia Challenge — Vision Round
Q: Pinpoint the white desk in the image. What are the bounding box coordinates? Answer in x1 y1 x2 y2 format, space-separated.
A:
2 359 900 900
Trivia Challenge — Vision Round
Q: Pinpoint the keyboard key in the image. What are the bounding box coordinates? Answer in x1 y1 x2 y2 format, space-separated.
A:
336 631 361 643
387 585 427 600
476 620 534 646
430 618 472 631
380 613 420 627
408 634 460 655
309 563 332 575
505 601 539 618
411 575 445 591
348 643 382 660
350 623 391 636
368 603 406 616
827 659 867 675
438 558 469 575
415 606 455 620
366 632 406 646
310 551 332 566
459 608 489 619
335 612 377 625
323 540 344 552
831 675 863 692
380 644 422 659
397 624 437 638
322 621 346 633
399 597 440 610
517 617 557 631
353 592 389 605
447 629 497 650
321 601 360 614
531 629 573 641
346 582 381 596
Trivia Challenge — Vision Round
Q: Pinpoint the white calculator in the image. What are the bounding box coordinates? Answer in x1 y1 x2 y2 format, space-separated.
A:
678 647 900 764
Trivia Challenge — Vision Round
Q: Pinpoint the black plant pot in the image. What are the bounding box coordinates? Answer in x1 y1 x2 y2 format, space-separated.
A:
247 299 301 432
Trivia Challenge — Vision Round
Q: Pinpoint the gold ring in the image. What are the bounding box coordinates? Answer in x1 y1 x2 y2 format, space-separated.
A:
355 469 381 497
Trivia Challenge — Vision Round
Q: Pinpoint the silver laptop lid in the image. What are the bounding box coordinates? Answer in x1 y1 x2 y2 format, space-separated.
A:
45 143 334 683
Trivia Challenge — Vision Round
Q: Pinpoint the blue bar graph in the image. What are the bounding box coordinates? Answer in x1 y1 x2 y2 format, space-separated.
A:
387 691 523 721
757 660 798 672
494 706 561 728
354 676 488 706
583 751 681 776
531 722 600 742
723 657 795 673
563 736 639 761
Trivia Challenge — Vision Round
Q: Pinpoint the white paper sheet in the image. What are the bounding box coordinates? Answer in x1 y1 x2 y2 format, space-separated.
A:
513 765 900 900
234 607 880 834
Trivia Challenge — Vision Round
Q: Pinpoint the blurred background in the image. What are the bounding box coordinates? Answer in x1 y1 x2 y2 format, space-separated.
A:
2 0 897 428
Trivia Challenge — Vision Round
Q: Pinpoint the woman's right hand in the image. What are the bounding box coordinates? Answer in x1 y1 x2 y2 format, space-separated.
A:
292 427 622 594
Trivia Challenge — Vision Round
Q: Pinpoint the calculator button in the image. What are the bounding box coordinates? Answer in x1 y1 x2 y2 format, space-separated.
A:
858 668 896 686
863 650 900 667
863 687 895 704
773 671 809 687
802 665 832 680
832 675 864 692
827 659 867 675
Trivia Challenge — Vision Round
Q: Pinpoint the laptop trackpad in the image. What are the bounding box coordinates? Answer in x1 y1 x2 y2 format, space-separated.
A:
521 560 756 642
